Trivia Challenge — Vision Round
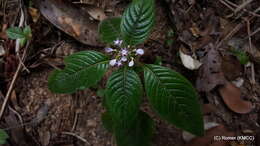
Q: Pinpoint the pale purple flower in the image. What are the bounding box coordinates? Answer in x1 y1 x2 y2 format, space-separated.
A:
114 39 123 46
128 58 134 67
109 59 117 66
105 47 114 53
117 61 123 66
121 56 128 62
121 49 128 56
136 48 144 55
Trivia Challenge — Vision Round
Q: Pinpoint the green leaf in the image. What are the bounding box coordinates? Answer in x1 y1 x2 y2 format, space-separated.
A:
98 17 121 44
48 51 109 94
229 49 249 65
115 111 154 146
6 27 25 39
105 67 143 127
101 112 114 133
19 38 27 47
97 88 105 98
0 129 9 144
121 0 155 46
143 64 204 136
23 26 32 39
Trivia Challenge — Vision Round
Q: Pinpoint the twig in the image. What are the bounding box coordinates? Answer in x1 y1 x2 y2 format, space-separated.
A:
249 27 260 37
61 132 89 144
216 16 255 48
15 6 25 53
246 19 256 84
216 22 244 48
0 91 23 124
234 0 253 14
71 111 79 132
0 1 29 119
221 0 260 17
254 7 260 13
219 0 235 11
0 44 29 119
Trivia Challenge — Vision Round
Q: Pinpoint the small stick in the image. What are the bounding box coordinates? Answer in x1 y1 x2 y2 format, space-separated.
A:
61 132 89 144
216 15 255 49
0 2 29 119
0 91 23 124
222 0 260 17
219 0 235 11
246 19 256 84
234 0 253 14
15 7 25 53
249 27 260 37
254 6 260 13
71 111 79 131
0 45 28 119
216 22 244 48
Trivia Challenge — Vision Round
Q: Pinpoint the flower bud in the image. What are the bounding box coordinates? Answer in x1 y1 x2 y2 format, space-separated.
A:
128 59 134 67
109 59 117 66
136 48 144 55
105 47 114 53
114 39 123 46
121 56 128 62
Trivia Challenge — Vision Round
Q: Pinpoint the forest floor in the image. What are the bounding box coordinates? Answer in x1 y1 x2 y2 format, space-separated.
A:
0 0 260 146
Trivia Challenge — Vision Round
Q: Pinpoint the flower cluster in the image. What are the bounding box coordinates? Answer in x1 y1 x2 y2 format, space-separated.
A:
105 39 144 67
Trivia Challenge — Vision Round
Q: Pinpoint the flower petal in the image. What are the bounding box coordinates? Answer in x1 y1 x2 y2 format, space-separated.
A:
105 47 114 53
117 61 123 66
128 60 134 67
114 39 123 46
121 56 128 62
109 59 117 66
136 48 144 55
121 49 128 56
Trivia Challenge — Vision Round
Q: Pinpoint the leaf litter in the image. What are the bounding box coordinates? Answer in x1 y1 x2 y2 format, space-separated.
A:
0 0 260 145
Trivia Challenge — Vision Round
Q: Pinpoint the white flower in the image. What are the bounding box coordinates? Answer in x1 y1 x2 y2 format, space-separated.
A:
114 39 123 46
105 47 114 53
136 48 144 55
117 61 122 66
121 49 128 56
121 56 128 62
128 58 134 67
109 59 117 66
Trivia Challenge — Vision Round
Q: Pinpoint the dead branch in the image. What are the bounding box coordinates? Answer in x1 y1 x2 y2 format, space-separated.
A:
246 19 256 84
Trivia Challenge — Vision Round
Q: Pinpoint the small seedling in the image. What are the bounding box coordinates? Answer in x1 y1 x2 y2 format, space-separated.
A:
0 129 8 144
165 29 175 47
6 26 32 47
229 49 249 65
48 0 204 145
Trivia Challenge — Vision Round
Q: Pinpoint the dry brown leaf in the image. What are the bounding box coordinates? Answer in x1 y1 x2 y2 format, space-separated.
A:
5 113 37 145
219 82 253 114
81 4 107 21
10 90 21 111
185 125 235 146
28 7 40 23
0 23 8 40
202 104 217 114
37 0 101 46
196 46 226 92
179 49 202 70
221 55 242 81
